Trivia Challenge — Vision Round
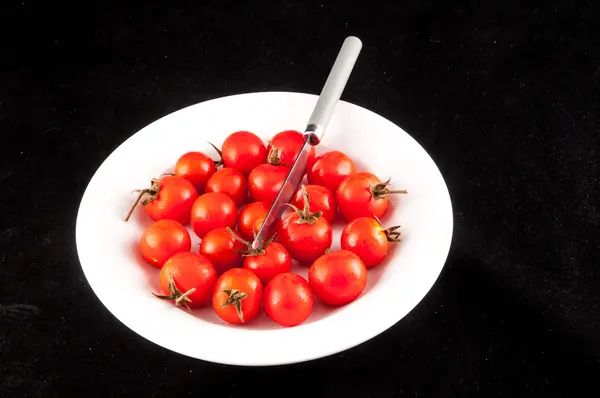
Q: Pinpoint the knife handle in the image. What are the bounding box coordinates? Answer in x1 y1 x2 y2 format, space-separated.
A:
305 36 363 145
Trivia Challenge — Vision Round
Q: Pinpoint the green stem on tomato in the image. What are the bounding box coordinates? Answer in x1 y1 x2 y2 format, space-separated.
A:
207 142 224 167
384 225 402 242
370 178 408 200
153 273 196 312
285 185 322 225
124 179 162 222
220 288 248 323
226 227 275 257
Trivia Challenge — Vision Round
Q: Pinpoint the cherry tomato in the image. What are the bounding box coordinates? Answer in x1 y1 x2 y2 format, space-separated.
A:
308 250 367 306
277 186 332 265
238 201 270 241
190 192 238 239
340 217 401 267
139 219 191 268
266 130 316 167
205 167 247 206
199 227 245 274
306 149 317 175
222 228 290 285
291 184 336 223
264 273 314 327
243 241 292 285
174 151 218 192
248 164 290 203
212 268 263 324
337 172 408 221
156 252 218 309
125 175 198 224
221 131 267 176
307 150 356 194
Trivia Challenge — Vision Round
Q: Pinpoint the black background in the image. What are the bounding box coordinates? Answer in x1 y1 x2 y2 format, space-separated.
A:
1 1 599 397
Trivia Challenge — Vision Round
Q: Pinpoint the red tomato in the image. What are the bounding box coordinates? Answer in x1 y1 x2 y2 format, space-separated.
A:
205 168 247 206
243 241 292 285
291 184 336 223
221 131 267 176
139 219 191 268
307 150 356 193
308 250 367 306
337 172 408 221
248 164 290 203
125 175 198 224
264 273 314 327
156 252 218 309
306 149 317 174
190 192 238 239
212 268 263 324
174 151 217 192
340 217 401 267
266 130 316 167
277 186 332 265
238 201 270 241
199 227 245 274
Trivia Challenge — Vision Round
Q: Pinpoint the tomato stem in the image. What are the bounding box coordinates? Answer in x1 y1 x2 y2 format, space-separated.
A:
384 225 402 242
285 185 323 225
227 227 250 245
267 141 283 165
220 288 248 323
226 227 275 257
207 142 224 167
370 178 408 200
153 273 196 312
124 179 162 221
124 189 147 222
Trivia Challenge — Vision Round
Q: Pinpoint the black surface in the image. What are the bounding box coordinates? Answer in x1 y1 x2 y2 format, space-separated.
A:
1 1 599 396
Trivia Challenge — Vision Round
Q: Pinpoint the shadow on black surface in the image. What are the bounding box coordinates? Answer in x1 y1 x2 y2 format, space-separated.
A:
194 250 598 397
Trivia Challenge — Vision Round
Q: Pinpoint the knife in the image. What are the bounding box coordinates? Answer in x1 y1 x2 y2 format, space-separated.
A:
250 36 363 250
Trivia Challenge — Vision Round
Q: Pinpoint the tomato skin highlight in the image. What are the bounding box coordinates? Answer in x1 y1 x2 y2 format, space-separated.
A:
264 273 314 327
308 250 367 306
212 268 263 324
205 167 247 206
174 151 217 192
190 192 238 239
267 130 316 167
221 131 267 176
143 175 198 225
159 252 218 307
238 201 270 241
199 227 245 274
340 217 390 267
307 150 356 194
139 219 191 268
277 212 332 265
243 242 292 285
248 164 290 204
291 184 336 223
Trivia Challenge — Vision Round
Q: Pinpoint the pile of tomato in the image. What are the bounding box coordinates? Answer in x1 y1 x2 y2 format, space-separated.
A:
126 130 407 327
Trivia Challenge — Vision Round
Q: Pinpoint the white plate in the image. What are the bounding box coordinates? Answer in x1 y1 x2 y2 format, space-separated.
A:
75 92 453 366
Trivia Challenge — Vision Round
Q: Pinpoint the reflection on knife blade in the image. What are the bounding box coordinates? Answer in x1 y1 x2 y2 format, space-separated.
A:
250 137 312 250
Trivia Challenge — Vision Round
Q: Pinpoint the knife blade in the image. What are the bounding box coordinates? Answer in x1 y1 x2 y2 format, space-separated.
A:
250 36 362 250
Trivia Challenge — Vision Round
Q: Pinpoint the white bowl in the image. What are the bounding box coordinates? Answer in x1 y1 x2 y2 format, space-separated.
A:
75 92 453 366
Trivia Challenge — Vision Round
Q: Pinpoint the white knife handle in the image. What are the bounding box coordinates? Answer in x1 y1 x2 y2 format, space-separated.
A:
305 36 362 145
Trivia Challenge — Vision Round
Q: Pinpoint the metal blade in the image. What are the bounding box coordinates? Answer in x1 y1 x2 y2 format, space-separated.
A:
250 137 311 250
249 37 362 250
